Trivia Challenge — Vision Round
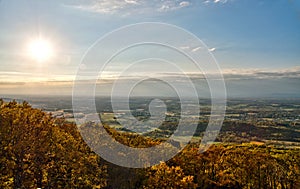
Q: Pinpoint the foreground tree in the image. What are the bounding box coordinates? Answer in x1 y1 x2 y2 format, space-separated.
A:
169 144 300 189
142 162 196 189
0 100 107 188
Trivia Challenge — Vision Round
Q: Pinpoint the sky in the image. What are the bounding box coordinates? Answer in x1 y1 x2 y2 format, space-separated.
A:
0 0 299 97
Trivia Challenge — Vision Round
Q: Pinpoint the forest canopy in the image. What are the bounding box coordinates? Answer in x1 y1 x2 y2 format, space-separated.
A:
0 100 299 189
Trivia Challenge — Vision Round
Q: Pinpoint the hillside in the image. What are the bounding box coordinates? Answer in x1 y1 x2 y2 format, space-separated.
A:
0 100 299 189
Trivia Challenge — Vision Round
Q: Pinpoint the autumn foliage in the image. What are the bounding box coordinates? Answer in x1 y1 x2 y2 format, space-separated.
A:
0 100 299 189
0 100 107 188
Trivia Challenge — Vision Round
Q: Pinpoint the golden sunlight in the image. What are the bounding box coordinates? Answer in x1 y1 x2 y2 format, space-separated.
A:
28 38 54 62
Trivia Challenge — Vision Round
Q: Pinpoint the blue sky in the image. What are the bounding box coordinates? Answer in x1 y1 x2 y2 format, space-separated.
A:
0 0 299 97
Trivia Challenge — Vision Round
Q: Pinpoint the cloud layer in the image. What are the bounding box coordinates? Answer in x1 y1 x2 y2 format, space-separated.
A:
1 66 299 97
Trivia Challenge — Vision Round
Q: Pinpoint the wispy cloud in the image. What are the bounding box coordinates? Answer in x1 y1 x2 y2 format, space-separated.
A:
180 46 215 53
124 0 139 5
2 67 300 85
0 82 26 86
222 66 300 80
192 46 202 52
214 0 228 3
149 66 300 81
208 47 216 52
203 0 229 4
158 1 191 12
0 71 75 83
180 1 190 7
68 0 134 14
67 0 192 15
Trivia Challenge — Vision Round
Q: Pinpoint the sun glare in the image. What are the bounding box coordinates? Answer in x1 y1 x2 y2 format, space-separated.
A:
28 38 54 62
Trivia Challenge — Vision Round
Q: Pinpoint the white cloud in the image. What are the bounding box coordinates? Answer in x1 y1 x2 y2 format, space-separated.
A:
215 0 228 3
68 0 142 14
68 0 191 15
180 46 215 52
192 46 202 52
179 1 190 7
203 0 229 4
124 0 139 5
208 47 216 52
158 1 191 12
158 4 170 12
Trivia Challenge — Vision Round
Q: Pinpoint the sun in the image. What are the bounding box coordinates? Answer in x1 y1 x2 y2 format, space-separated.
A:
28 38 54 62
